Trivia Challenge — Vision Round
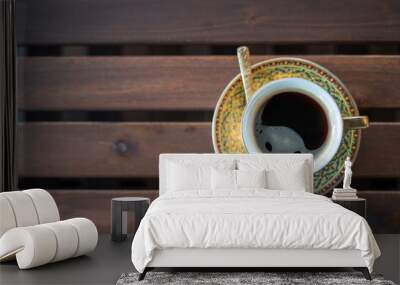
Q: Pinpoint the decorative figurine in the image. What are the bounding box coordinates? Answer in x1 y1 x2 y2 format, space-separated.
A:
332 156 358 199
343 156 353 189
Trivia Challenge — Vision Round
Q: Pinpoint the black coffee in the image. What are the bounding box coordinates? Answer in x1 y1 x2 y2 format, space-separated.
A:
260 92 328 150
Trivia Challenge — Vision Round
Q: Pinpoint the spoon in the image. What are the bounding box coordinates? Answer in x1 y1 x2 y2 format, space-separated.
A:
237 46 254 103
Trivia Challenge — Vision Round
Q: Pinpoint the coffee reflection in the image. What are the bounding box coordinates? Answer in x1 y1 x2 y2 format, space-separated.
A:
255 92 328 154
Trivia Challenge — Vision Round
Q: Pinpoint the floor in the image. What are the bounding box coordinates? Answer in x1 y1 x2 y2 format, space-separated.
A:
0 235 134 285
373 234 400 284
1 234 398 285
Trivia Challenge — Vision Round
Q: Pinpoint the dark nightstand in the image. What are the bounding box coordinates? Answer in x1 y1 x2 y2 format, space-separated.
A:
331 198 366 218
111 197 150 242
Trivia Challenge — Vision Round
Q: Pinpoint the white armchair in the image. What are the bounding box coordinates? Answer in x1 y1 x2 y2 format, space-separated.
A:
0 189 98 269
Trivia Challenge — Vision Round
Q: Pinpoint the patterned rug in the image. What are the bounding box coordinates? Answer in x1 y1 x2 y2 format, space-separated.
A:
117 271 396 285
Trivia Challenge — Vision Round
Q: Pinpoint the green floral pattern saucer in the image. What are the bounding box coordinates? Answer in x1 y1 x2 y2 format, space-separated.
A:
212 57 361 195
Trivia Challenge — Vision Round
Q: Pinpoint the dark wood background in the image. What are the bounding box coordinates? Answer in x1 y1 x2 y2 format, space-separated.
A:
16 0 400 233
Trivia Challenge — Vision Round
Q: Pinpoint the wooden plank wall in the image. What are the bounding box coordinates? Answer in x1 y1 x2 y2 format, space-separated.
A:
16 0 400 233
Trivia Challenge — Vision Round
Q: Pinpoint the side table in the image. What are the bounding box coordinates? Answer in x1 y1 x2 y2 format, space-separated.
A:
111 197 150 242
331 198 366 218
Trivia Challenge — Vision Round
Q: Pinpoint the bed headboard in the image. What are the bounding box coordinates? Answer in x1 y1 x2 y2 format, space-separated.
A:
159 153 314 195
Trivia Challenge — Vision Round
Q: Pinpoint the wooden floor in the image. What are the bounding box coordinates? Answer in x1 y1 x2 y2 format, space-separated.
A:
0 235 133 285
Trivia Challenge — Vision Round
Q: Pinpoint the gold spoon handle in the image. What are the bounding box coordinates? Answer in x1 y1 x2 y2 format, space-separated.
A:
237 46 254 102
343 116 369 130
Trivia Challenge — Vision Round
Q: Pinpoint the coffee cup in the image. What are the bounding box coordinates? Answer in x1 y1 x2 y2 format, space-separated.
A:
241 78 368 171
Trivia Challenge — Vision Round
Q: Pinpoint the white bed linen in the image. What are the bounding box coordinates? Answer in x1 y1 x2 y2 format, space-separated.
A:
131 190 380 273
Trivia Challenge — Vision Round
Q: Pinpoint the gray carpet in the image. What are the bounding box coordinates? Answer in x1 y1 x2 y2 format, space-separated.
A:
117 272 396 285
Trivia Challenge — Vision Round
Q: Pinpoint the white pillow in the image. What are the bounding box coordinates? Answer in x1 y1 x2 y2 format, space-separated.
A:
266 163 308 191
166 160 235 192
211 169 267 191
211 168 236 190
238 159 309 191
167 162 209 191
236 169 267 189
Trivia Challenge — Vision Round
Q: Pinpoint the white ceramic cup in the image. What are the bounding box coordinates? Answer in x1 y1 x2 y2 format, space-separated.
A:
241 78 344 172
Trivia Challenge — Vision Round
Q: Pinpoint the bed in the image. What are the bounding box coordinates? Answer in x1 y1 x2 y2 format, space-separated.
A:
131 154 380 280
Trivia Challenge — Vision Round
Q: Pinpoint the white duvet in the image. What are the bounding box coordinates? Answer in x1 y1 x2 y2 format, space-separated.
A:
131 190 380 273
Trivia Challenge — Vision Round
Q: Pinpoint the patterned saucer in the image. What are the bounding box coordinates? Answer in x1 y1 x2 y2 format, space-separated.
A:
212 57 361 195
